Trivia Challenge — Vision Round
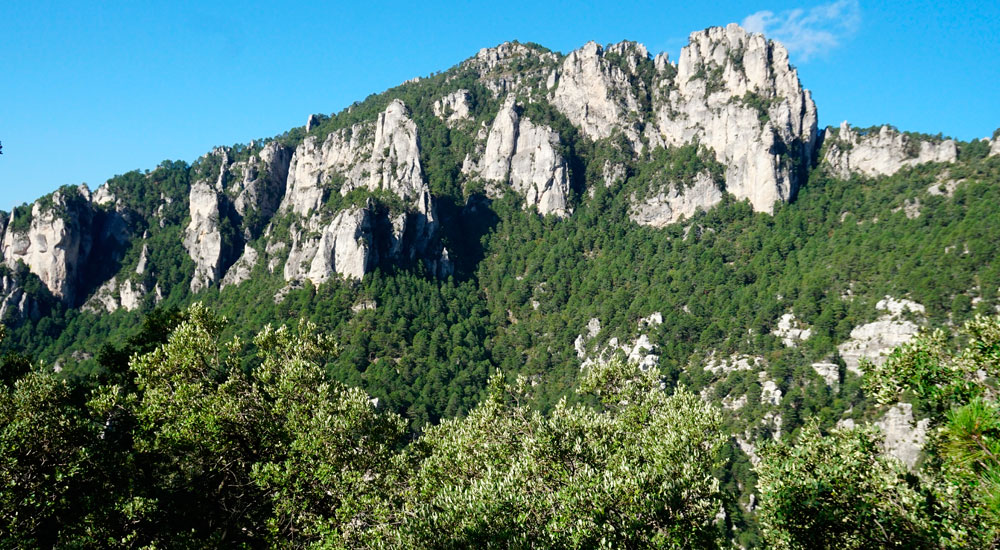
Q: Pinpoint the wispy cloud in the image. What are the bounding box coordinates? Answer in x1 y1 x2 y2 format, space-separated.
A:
742 0 861 61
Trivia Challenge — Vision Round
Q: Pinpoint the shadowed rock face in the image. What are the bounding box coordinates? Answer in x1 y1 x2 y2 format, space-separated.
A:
233 142 293 234
183 143 294 293
823 122 958 178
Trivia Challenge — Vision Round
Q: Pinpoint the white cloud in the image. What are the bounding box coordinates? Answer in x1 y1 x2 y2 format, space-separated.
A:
742 0 861 61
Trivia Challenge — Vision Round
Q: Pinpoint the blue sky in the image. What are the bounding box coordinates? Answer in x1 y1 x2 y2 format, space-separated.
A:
1 0 998 208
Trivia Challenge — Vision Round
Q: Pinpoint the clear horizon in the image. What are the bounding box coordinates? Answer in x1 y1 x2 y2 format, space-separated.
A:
2 0 998 208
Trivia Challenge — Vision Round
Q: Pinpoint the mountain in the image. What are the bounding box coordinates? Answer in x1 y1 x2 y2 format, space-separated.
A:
5 20 1000 421
3 21 1000 547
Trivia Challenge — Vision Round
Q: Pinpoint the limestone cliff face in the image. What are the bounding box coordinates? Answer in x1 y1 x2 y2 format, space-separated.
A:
546 26 816 214
474 95 573 217
550 41 647 150
282 131 363 217
220 245 258 289
183 173 226 293
433 90 473 125
876 402 929 470
838 297 925 375
307 208 375 283
183 143 293 293
0 271 39 321
629 172 723 227
282 100 435 226
281 206 377 286
267 100 442 285
84 278 151 313
1 188 94 304
232 142 293 233
369 99 438 251
646 24 818 214
823 122 958 178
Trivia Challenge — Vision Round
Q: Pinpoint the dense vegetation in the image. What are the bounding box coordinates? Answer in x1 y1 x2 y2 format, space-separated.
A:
1 304 998 547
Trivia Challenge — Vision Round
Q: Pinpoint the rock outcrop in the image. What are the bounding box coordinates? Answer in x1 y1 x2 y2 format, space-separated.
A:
838 296 925 375
279 100 438 261
92 183 116 206
282 207 375 284
467 42 560 97
629 172 723 227
1 188 94 304
646 24 818 213
183 143 292 293
811 362 840 388
876 402 929 470
231 142 293 235
823 122 957 178
550 41 647 149
282 130 360 217
306 208 375 283
772 312 812 347
474 95 573 217
220 245 259 289
84 278 148 312
0 271 39 321
183 176 227 293
280 98 430 218
83 241 152 313
433 90 473 124
574 314 662 371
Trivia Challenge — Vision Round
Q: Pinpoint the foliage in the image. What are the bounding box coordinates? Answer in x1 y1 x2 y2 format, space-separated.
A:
760 315 1000 549
0 371 96 548
395 359 727 548
627 142 726 196
865 315 1000 414
249 321 409 547
756 423 939 549
737 92 776 125
0 305 740 547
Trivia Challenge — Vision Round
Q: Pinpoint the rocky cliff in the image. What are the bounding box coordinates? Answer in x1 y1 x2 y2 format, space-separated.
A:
823 122 957 178
271 99 442 286
183 143 294 293
550 41 647 150
646 24 818 213
470 95 573 217
1 187 94 305
0 22 986 326
629 172 723 227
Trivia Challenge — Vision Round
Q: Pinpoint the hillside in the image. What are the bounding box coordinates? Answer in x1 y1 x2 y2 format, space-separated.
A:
2 22 1000 546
